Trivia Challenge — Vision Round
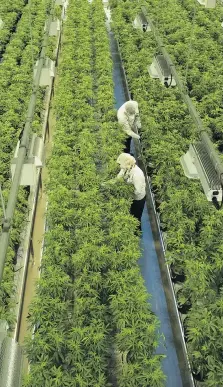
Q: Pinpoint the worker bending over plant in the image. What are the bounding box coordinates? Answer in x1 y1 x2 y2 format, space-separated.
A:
102 153 146 230
117 153 146 230
117 100 141 153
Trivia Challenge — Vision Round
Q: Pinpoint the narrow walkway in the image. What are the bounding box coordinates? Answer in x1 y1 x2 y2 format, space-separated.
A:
140 209 182 386
107 18 183 387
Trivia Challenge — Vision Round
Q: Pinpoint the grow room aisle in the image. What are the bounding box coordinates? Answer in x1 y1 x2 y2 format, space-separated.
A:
107 21 183 387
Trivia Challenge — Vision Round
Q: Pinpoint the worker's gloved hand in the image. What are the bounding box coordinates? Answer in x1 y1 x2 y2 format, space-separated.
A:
134 133 140 140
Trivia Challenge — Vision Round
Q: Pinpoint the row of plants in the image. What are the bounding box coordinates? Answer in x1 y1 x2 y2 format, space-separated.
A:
110 1 223 385
24 1 165 386
0 0 27 58
0 0 56 327
0 0 53 179
142 0 223 151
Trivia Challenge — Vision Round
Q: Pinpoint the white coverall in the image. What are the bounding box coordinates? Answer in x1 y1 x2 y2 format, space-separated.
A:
117 165 146 200
117 153 146 229
101 153 145 229
117 101 141 140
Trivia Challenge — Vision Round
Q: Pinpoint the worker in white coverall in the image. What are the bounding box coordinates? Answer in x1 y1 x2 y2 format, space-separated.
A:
117 100 141 154
117 153 146 230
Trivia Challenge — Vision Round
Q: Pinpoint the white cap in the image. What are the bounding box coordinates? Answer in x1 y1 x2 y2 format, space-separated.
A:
125 101 137 115
117 153 136 169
